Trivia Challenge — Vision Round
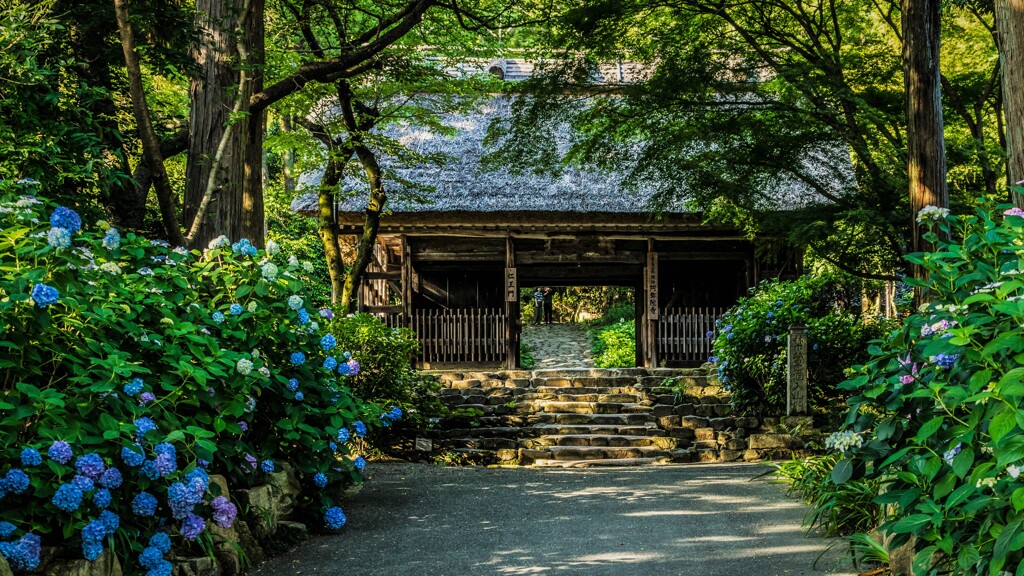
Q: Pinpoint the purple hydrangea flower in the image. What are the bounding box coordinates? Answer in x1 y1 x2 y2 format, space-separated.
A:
319 308 334 319
179 514 206 540
238 420 248 433
244 454 257 470
138 392 156 405
211 496 237 528
153 453 177 477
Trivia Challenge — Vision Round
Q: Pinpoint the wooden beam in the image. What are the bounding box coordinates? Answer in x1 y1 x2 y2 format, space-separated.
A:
365 271 401 280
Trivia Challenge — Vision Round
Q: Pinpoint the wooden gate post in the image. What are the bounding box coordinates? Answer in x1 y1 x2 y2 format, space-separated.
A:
504 236 519 369
644 239 659 368
401 235 412 329
787 324 809 415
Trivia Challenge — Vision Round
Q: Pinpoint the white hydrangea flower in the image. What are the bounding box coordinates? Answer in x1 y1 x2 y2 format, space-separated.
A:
258 367 270 377
916 205 950 224
266 239 281 257
1008 465 1021 479
246 301 258 313
208 235 230 250
301 261 314 273
261 262 279 282
287 295 303 310
288 255 299 267
977 477 997 489
824 430 863 453
236 358 254 376
99 262 122 275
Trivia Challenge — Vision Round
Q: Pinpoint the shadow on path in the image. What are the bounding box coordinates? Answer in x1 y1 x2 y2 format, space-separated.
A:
251 462 855 576
522 323 595 369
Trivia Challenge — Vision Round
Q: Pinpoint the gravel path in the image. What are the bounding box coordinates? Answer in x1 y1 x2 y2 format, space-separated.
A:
251 462 855 576
521 323 595 369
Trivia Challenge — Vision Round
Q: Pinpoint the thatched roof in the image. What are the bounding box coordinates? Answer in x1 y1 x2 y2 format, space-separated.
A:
291 71 851 217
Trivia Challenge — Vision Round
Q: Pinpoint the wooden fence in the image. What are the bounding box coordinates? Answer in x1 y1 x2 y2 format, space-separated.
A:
410 308 507 364
657 307 727 365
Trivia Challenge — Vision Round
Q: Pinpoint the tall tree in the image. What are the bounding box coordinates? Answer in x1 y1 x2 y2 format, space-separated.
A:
903 0 949 259
995 0 1024 203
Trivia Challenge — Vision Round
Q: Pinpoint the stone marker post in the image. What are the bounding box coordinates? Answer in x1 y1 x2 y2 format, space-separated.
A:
787 324 808 416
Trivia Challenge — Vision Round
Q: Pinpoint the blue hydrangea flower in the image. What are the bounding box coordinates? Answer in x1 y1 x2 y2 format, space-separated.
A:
48 440 73 464
102 228 121 251
47 227 71 249
329 441 338 452
184 468 209 497
324 507 346 530
230 303 243 315
93 488 112 509
353 457 366 471
705 330 714 339
212 311 225 324
168 482 198 519
149 533 171 554
337 428 350 442
290 352 305 366
75 453 106 479
50 207 82 234
99 468 122 489
297 309 310 325
287 378 299 392
260 460 274 473
82 520 107 543
52 483 84 512
72 475 94 492
766 312 775 319
154 443 175 457
148 559 173 576
323 357 338 371
3 470 28 494
132 492 158 517
295 391 304 402
98 510 119 534
31 283 59 308
134 417 157 436
82 540 103 561
337 362 351 376
140 460 160 481
121 445 145 467
0 522 14 539
0 533 41 571
353 421 367 438
389 407 403 420
231 238 258 256
320 334 337 351
139 546 164 569
123 377 144 396
19 448 41 467
343 351 352 361
313 473 328 488
180 513 206 540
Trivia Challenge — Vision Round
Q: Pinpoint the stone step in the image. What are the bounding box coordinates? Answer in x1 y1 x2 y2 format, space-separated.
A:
537 401 654 415
540 446 673 461
444 437 519 450
532 413 655 425
530 424 660 436
532 376 640 388
530 386 640 396
521 435 681 449
439 427 523 439
518 393 642 403
532 457 670 468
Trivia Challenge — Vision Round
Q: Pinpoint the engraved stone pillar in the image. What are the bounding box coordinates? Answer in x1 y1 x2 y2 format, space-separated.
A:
787 324 808 416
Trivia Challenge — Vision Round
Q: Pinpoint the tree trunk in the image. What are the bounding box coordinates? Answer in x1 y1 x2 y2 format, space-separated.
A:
113 0 187 246
996 0 1024 205
340 146 386 313
902 0 948 260
318 156 347 303
185 0 264 248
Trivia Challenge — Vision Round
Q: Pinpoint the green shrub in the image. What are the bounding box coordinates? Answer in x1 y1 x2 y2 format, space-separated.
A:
0 185 397 572
774 455 884 537
832 202 1024 575
710 275 895 415
591 319 636 368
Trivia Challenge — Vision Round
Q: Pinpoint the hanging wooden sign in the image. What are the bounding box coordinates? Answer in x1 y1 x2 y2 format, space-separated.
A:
504 267 518 302
646 252 659 319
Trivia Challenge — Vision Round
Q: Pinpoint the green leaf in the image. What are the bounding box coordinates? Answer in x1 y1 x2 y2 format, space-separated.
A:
831 458 853 485
992 410 1017 443
889 514 932 534
916 416 944 443
912 545 937 575
952 449 974 479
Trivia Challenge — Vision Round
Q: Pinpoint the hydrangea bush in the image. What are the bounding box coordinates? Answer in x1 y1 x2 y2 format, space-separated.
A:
835 203 1024 575
709 275 894 415
0 184 400 573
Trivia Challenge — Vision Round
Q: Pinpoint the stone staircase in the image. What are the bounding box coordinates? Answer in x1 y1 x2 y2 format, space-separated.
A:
431 367 808 467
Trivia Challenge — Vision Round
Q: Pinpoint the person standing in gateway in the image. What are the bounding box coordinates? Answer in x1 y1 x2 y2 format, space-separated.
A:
533 288 545 324
543 287 554 324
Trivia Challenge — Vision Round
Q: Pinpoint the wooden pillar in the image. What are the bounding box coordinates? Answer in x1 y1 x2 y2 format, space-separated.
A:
634 278 644 367
644 238 659 368
400 235 412 329
504 236 519 369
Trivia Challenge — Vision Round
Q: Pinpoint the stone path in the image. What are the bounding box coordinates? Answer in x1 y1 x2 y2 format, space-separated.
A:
251 462 855 576
522 323 595 369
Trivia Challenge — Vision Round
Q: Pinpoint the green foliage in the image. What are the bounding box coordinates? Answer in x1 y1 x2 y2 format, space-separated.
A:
711 275 896 415
520 341 536 369
834 202 1024 575
774 455 884 538
590 319 636 368
329 313 445 435
0 186 395 571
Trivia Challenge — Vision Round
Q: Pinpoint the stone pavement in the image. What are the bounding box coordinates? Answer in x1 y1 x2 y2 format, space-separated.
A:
251 462 856 576
522 323 595 369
